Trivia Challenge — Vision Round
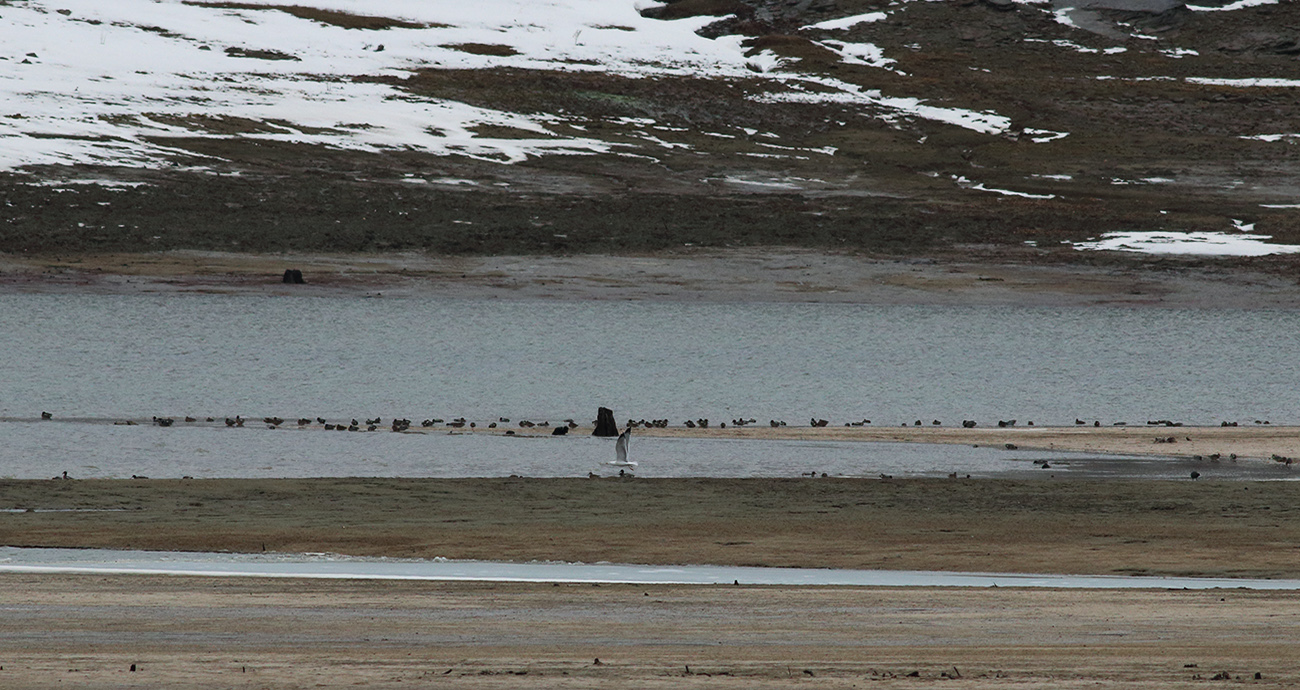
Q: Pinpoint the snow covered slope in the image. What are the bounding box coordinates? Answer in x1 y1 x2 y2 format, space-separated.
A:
1 0 1297 258
0 0 1010 170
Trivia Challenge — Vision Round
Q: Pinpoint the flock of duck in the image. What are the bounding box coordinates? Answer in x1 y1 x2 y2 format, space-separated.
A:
33 410 1294 482
34 411 1281 432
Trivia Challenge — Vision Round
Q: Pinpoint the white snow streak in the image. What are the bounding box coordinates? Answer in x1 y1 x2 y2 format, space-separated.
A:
953 175 1056 199
1187 0 1280 11
1187 77 1300 88
1075 231 1300 256
756 77 1011 135
801 12 887 31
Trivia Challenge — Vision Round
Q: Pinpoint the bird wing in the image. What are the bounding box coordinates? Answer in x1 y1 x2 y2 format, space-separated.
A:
615 429 630 464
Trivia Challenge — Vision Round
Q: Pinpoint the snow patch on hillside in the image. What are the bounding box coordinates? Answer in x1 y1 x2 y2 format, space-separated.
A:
1187 0 1280 11
0 0 1014 172
1075 231 1300 256
802 12 888 30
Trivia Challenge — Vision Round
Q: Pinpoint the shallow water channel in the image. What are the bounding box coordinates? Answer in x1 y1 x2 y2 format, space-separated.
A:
3 547 1298 590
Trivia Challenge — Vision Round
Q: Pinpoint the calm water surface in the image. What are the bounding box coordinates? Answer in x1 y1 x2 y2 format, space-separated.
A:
2 294 1297 424
2 294 1297 479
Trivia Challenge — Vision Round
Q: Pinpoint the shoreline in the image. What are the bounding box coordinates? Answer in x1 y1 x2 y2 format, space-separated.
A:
7 417 1300 463
21 417 1294 462
5 247 1300 308
624 423 1300 463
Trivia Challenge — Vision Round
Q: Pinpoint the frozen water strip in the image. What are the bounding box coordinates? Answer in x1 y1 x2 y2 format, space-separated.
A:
2 547 1299 589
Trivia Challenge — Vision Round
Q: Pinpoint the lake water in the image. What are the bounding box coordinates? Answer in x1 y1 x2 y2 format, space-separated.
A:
3 294 1297 423
1 294 1297 479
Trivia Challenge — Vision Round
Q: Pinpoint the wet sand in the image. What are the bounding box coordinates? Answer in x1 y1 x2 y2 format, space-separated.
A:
627 423 1300 462
458 422 1300 463
5 247 1300 308
1 574 1296 689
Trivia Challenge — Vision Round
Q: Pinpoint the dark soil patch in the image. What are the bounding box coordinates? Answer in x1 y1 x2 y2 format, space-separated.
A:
223 46 299 61
185 2 439 30
444 43 521 57
642 0 752 21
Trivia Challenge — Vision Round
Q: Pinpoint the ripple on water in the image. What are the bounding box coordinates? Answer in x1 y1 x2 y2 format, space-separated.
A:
1 295 1298 436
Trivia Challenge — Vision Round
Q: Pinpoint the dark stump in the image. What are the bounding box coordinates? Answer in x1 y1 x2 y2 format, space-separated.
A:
592 407 619 437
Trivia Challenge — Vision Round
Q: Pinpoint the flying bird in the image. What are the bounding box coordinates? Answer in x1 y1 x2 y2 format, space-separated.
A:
607 427 636 469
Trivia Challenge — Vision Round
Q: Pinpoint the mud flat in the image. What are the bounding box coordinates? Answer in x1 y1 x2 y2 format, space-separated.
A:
0 574 1295 689
6 460 1299 689
628 423 1300 462
5 248 1300 308
3 476 1300 579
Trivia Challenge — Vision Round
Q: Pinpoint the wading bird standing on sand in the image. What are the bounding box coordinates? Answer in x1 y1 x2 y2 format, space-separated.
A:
607 426 636 471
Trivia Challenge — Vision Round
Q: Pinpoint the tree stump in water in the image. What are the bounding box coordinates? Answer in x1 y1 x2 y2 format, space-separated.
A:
592 407 619 437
